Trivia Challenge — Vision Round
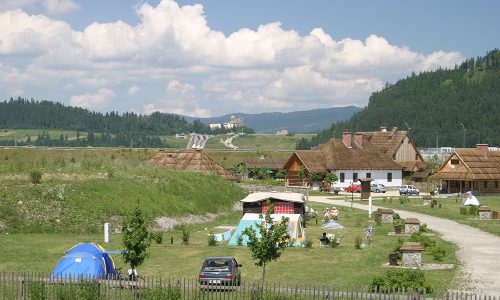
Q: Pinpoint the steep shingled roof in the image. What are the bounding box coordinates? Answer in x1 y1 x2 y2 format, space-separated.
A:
243 157 287 170
289 138 402 173
431 149 500 180
147 150 236 181
359 127 408 157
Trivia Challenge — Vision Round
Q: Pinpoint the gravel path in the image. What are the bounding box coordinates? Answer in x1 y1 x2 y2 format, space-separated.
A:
309 196 500 296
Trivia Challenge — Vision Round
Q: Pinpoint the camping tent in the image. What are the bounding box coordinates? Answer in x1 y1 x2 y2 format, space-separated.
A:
51 243 118 279
228 213 306 247
463 193 480 206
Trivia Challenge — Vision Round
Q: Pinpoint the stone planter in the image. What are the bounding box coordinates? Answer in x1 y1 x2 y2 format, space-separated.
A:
400 242 424 267
478 206 492 220
405 218 420 234
381 209 394 224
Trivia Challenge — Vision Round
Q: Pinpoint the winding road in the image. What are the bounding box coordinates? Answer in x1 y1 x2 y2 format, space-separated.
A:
309 196 500 296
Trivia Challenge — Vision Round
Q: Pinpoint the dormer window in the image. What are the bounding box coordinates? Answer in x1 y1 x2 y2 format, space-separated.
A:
450 159 459 165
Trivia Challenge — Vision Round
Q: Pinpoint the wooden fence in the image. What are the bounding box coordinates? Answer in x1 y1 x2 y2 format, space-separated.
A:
0 272 497 300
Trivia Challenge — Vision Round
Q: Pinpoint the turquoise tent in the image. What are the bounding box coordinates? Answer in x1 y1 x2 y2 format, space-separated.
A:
51 243 118 279
228 213 306 247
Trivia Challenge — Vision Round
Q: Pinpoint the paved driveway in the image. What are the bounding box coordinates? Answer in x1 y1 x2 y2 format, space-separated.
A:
309 196 500 296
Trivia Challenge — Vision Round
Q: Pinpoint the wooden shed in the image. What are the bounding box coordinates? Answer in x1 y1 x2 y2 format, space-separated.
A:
240 192 306 223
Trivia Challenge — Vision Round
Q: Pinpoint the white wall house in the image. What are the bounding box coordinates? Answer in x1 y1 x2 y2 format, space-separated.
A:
331 169 403 189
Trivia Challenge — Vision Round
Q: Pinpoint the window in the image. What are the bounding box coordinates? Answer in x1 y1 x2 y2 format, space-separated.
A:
366 173 371 179
495 181 499 188
387 172 393 182
484 181 488 188
340 173 345 183
451 159 459 165
353 173 358 181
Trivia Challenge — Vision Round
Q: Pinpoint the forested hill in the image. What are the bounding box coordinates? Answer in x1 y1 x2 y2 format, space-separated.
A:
0 99 247 147
299 49 500 149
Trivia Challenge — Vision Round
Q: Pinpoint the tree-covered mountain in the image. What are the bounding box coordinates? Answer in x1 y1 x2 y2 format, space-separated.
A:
0 99 250 147
298 49 500 149
185 106 362 134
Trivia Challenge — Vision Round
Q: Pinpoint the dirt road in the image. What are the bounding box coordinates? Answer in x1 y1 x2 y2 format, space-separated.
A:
309 196 500 296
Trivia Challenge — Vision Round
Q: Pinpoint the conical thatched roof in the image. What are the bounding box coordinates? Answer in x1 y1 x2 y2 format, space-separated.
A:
148 150 236 181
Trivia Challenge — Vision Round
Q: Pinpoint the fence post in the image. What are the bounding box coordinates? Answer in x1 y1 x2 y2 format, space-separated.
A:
20 273 25 300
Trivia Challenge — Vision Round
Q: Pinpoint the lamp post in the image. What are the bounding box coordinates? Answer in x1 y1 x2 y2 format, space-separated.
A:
436 131 439 151
404 123 411 135
460 123 466 148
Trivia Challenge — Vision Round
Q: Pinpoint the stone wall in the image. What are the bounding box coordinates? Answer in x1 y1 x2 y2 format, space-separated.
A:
237 183 310 196
402 252 422 267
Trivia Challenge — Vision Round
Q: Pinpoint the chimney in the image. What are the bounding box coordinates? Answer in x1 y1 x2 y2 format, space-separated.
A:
477 144 489 155
354 132 363 148
342 131 352 148
380 127 387 132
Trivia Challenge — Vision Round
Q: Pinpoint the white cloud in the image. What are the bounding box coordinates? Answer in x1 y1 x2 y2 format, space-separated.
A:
43 0 79 15
0 0 37 11
0 0 464 115
127 85 141 95
69 88 115 109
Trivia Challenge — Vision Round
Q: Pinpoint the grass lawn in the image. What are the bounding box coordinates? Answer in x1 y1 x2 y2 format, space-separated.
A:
0 204 458 291
205 150 292 169
0 129 88 141
203 134 315 150
159 135 189 149
364 195 500 237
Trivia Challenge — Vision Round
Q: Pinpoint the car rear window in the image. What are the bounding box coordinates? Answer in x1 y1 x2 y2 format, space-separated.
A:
203 259 230 271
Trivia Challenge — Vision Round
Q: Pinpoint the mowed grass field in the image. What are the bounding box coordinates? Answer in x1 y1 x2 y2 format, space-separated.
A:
0 129 88 141
0 203 458 290
203 133 314 150
365 195 500 237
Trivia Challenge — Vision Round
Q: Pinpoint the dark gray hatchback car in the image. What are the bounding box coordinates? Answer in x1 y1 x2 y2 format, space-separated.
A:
198 257 242 286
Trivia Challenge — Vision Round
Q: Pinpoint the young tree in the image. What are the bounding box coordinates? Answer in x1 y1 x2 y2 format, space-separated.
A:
243 203 290 288
122 204 152 277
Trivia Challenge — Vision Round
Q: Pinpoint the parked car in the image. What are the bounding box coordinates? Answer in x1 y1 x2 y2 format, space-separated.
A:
370 183 386 193
198 257 242 286
399 185 419 195
345 184 361 193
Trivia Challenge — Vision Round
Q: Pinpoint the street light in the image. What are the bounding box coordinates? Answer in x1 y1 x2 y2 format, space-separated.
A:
404 123 411 135
436 131 439 151
459 123 466 148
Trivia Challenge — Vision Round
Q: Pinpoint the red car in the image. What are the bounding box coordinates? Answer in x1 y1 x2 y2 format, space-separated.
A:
345 184 361 193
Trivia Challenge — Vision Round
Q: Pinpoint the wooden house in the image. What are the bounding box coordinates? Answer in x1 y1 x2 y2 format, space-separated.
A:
284 131 403 188
147 150 236 180
242 157 287 178
360 127 428 182
429 144 500 194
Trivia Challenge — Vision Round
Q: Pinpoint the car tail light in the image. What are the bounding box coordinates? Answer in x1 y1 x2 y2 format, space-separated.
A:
225 274 232 279
199 274 205 279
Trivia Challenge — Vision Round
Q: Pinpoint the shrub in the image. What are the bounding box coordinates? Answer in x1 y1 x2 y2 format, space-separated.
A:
371 269 432 293
30 170 43 184
181 227 190 245
409 232 435 248
459 207 468 215
419 223 428 232
208 233 217 246
304 239 313 249
236 234 243 246
151 232 163 244
354 235 363 249
431 246 447 261
469 205 479 216
430 199 438 208
393 237 405 259
330 236 339 248
70 156 76 163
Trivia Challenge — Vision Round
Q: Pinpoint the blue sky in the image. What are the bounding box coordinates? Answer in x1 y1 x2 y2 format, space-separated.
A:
0 0 498 117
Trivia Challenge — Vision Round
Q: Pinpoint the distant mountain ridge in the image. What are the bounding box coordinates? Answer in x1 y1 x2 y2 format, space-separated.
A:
185 106 362 133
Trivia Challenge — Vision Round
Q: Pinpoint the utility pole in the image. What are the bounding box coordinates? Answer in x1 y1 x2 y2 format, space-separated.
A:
460 123 466 148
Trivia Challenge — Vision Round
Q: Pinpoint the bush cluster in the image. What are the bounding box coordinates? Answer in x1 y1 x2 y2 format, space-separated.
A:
371 269 432 293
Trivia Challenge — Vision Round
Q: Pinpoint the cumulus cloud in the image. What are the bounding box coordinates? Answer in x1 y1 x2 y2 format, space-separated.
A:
127 85 141 95
69 88 115 109
0 0 464 115
43 0 79 15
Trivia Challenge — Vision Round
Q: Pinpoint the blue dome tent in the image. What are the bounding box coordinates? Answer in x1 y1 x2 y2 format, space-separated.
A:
51 243 119 279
